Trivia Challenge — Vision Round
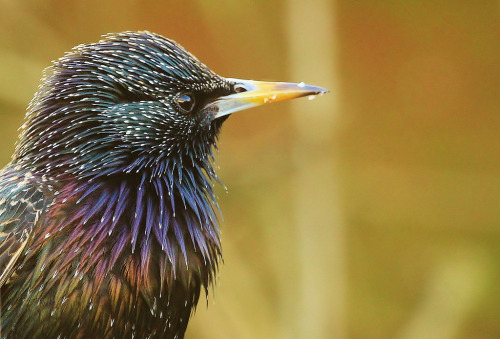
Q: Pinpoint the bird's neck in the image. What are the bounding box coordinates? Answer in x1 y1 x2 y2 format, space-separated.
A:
40 165 222 295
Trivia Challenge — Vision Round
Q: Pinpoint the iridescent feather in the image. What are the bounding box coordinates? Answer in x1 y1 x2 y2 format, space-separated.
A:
0 31 231 338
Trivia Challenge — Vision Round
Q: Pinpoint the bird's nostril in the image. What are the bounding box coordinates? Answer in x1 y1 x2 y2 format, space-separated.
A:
234 84 248 93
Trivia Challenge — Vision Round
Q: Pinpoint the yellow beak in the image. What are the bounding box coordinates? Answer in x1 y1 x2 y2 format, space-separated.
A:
210 78 329 119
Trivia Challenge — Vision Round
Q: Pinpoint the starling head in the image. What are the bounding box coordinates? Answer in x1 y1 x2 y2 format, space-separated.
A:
14 31 326 181
16 32 229 180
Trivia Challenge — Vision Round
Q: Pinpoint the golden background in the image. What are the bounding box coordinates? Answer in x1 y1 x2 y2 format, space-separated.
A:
0 1 498 338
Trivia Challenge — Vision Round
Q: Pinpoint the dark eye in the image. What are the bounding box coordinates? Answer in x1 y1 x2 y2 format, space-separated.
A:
177 93 195 113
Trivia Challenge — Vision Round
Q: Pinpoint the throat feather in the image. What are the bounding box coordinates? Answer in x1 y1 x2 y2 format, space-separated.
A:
42 169 222 294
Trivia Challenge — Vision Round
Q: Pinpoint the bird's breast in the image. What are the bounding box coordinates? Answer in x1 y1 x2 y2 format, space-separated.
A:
2 176 220 337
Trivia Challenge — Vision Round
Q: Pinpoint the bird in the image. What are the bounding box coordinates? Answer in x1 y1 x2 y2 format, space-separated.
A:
0 31 327 338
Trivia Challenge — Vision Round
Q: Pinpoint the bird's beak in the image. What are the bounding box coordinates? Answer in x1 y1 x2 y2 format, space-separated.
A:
210 78 329 119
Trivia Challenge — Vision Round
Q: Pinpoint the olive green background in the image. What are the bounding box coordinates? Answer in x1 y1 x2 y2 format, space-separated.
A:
0 1 498 338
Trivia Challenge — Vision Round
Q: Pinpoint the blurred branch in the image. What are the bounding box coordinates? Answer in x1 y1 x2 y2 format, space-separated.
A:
285 0 346 338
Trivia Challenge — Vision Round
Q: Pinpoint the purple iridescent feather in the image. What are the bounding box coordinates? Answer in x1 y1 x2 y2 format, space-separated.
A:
0 31 232 338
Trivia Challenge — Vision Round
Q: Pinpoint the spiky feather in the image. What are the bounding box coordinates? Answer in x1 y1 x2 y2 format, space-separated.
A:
0 31 234 338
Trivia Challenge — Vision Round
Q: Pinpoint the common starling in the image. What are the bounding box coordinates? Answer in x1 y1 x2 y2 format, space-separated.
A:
0 31 327 338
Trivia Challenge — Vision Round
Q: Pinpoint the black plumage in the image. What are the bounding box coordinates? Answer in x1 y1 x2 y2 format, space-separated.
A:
0 31 326 338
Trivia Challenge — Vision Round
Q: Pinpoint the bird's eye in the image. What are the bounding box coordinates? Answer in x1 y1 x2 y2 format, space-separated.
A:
176 93 196 113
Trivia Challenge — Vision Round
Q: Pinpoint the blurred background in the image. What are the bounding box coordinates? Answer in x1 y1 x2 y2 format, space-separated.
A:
0 1 499 338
